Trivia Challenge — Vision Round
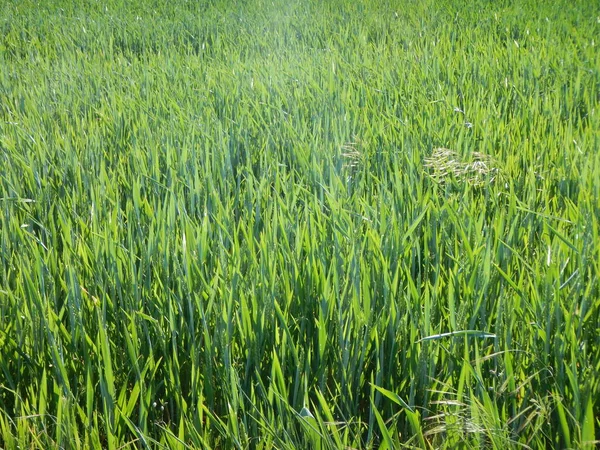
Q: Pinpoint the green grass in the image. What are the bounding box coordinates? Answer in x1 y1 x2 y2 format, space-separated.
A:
1 0 599 448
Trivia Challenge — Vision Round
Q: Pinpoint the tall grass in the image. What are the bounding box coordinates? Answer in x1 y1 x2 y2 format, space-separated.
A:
1 0 599 448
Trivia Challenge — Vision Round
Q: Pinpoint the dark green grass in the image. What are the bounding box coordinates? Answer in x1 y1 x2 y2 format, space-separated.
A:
1 0 599 448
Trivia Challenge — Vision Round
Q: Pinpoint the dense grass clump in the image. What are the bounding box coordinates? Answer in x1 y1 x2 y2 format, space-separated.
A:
1 0 599 448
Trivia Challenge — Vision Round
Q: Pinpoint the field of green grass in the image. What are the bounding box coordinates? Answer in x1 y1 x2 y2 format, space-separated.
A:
1 0 599 448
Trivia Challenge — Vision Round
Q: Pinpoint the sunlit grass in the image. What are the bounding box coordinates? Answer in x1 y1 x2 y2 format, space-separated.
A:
1 0 599 448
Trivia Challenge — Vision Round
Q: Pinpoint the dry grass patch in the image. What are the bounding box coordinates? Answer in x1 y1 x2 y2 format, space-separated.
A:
425 147 499 188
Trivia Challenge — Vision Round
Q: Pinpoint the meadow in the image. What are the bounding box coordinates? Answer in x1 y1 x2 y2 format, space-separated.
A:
1 0 599 448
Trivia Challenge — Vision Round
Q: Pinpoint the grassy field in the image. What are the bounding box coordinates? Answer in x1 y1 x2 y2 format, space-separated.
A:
1 0 599 448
